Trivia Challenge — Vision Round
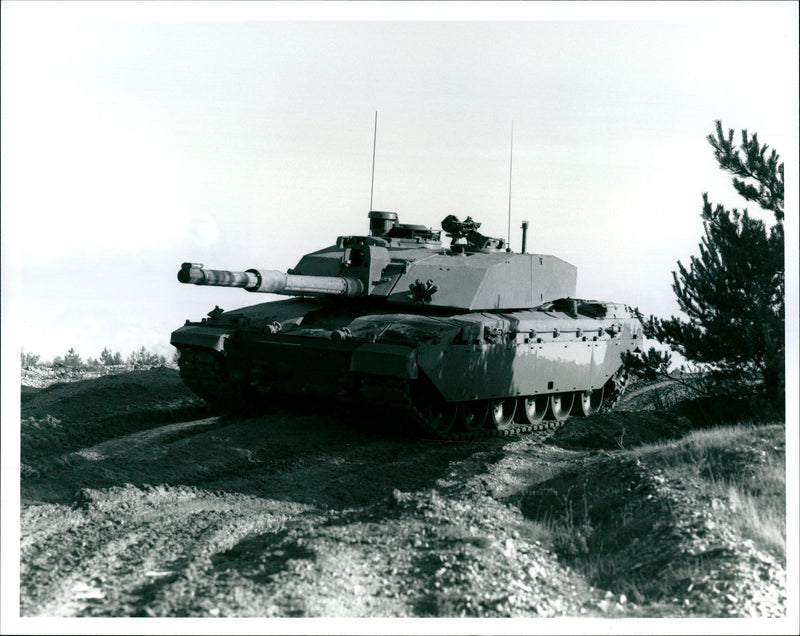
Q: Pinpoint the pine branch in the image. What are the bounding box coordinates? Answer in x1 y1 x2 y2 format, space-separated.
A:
707 120 784 221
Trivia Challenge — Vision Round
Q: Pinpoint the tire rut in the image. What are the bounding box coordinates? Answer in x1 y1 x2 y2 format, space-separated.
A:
22 487 313 617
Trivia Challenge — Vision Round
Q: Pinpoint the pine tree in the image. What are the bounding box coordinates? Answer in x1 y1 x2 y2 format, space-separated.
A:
100 347 123 366
652 121 784 401
63 348 84 369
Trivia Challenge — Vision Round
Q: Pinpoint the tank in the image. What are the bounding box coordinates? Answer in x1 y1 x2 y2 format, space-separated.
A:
171 211 644 438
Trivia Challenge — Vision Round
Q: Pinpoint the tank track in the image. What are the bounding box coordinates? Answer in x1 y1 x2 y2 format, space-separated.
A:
599 364 631 412
176 347 255 410
177 347 632 441
358 376 566 441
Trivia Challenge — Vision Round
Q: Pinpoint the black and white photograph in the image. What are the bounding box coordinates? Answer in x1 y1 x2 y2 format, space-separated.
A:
2 1 797 633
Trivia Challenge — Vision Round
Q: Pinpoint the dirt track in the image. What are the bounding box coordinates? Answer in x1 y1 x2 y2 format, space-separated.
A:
19 368 787 618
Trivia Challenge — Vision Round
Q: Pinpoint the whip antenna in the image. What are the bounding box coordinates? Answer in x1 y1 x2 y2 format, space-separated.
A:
370 111 378 210
507 121 514 249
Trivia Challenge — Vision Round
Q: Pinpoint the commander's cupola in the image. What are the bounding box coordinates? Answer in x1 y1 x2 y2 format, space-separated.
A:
368 211 441 245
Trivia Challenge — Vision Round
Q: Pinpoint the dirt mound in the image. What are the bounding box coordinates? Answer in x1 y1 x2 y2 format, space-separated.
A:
22 367 195 422
617 378 698 411
21 368 206 467
549 410 694 450
21 364 154 389
551 391 766 451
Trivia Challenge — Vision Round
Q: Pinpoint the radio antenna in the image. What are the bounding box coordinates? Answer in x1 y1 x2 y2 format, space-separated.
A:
370 111 378 211
507 120 514 249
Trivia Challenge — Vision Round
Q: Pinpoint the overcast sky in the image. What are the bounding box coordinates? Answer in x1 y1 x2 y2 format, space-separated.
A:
2 1 798 363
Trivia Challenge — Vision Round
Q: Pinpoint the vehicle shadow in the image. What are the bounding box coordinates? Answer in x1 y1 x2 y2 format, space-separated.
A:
20 405 501 510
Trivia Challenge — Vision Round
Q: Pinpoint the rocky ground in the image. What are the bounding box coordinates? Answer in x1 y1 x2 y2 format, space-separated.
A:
16 367 790 623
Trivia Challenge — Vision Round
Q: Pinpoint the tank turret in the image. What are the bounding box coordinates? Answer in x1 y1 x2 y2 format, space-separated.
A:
177 213 577 310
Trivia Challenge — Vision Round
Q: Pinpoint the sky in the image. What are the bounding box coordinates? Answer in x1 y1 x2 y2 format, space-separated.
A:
1 1 798 365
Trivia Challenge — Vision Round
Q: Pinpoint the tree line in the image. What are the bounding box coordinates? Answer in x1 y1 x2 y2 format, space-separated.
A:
21 346 174 370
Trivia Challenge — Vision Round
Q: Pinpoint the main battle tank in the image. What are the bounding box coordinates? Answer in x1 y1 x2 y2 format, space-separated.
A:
171 211 643 438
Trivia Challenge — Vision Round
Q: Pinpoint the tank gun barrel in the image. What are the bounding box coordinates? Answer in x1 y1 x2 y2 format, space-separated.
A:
178 263 365 297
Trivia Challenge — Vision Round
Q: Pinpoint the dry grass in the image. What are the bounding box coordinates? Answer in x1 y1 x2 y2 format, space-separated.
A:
519 421 786 615
631 422 786 561
723 480 785 557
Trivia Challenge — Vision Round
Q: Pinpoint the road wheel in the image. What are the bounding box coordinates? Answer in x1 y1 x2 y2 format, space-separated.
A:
489 398 517 431
458 400 489 433
548 392 574 422
516 395 548 425
574 387 604 416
